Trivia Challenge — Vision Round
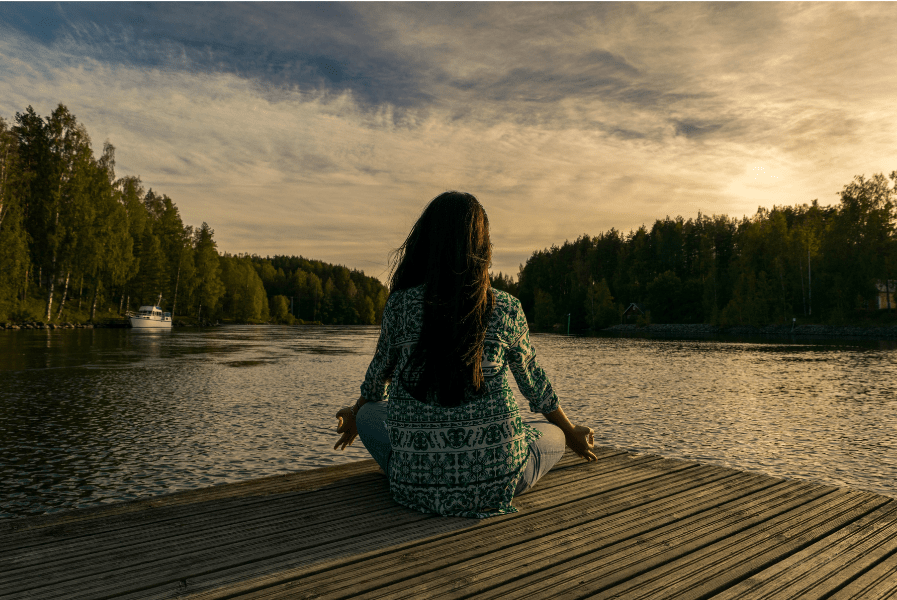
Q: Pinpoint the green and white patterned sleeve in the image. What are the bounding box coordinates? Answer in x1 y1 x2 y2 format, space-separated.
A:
507 298 560 414
360 294 398 402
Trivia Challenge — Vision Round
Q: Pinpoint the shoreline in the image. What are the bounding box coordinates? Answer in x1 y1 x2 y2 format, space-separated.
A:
601 322 897 340
0 319 326 330
5 319 897 339
0 320 99 330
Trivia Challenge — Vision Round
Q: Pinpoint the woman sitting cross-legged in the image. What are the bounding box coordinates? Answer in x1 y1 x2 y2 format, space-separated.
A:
334 191 596 518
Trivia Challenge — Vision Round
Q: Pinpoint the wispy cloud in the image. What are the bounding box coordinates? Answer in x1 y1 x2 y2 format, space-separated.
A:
1 2 896 280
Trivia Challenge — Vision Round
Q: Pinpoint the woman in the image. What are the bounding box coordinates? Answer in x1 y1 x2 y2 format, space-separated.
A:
333 191 596 518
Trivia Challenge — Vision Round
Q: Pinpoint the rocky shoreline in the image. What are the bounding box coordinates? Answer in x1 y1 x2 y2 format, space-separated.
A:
1 321 98 330
0 319 214 330
602 323 897 339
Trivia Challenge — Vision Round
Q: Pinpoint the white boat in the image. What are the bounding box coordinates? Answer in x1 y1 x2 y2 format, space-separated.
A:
128 306 172 329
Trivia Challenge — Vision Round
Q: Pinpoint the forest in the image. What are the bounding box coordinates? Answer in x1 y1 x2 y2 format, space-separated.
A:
497 172 897 330
2 104 894 331
0 104 388 325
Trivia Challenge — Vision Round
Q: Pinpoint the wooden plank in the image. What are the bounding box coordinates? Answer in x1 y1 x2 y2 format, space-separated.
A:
828 546 897 600
519 456 668 502
552 447 625 471
92 455 703 600
0 487 400 592
4 450 621 599
710 500 897 599
0 449 613 598
434 480 831 600
4 449 604 559
4 448 896 600
363 479 813 600
586 490 890 600
1 500 433 600
1 495 423 599
1 471 389 562
99 453 696 600
239 468 769 600
186 464 743 600
115 515 469 600
1 478 389 576
1 460 382 549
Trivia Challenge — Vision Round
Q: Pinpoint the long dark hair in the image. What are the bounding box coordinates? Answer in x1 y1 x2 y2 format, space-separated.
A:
389 191 495 407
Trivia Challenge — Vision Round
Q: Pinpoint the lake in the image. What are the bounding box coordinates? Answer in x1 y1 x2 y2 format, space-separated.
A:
2 325 896 519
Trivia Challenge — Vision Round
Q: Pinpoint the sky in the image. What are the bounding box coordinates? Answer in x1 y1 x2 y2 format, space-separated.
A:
1 2 896 282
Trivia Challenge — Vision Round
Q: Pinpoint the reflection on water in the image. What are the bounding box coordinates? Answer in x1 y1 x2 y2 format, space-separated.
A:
0 326 379 519
1 326 896 519
532 335 897 502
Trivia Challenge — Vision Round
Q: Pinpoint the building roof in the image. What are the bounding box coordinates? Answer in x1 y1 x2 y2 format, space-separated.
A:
622 302 647 316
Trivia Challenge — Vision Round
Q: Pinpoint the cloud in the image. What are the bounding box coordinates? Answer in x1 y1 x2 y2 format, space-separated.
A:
2 2 434 110
673 119 724 139
1 2 896 281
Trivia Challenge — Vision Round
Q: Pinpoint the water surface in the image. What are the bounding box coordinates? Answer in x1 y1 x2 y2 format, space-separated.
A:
1 326 895 518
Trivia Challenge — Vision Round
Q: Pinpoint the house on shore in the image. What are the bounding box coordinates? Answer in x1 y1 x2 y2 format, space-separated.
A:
622 302 647 323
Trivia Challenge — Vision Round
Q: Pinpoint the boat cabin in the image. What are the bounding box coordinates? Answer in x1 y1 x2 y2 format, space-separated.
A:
135 306 172 321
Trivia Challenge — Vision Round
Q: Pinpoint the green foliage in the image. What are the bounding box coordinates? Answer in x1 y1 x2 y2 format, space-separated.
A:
269 295 291 323
193 222 225 320
534 289 556 330
583 279 616 329
0 117 29 315
517 175 897 330
719 271 774 326
0 104 389 324
358 295 376 324
249 254 386 325
219 254 269 322
646 270 682 324
132 227 166 304
490 271 518 296
2 103 893 329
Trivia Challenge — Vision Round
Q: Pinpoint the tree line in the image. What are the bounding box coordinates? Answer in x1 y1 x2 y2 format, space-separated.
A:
252 255 387 325
497 172 897 330
0 104 388 325
4 104 894 330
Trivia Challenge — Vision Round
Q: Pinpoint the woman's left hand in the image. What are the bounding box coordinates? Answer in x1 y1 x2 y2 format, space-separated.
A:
333 407 358 450
565 425 598 462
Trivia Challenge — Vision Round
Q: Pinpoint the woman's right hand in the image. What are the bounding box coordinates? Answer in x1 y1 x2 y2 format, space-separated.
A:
333 407 359 450
565 425 597 462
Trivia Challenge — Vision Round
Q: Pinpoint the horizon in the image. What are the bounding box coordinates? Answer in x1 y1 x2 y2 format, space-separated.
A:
2 2 896 283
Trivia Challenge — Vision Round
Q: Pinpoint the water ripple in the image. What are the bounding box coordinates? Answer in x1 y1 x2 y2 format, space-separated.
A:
1 327 895 519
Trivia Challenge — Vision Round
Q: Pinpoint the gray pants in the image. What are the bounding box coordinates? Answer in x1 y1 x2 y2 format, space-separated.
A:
355 401 566 496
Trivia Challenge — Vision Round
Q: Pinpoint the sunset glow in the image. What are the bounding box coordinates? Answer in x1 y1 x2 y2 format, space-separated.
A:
2 2 895 281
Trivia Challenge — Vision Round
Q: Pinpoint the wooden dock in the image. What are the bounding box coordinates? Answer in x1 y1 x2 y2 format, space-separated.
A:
3 447 897 599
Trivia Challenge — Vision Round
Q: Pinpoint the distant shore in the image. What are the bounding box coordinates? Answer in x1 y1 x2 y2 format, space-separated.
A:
601 322 897 339
1 321 99 330
5 320 897 340
0 319 324 330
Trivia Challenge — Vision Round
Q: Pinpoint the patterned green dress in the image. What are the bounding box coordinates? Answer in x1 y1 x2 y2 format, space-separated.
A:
360 285 559 518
